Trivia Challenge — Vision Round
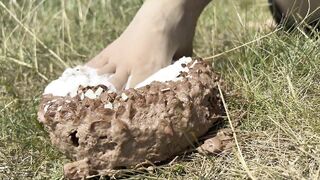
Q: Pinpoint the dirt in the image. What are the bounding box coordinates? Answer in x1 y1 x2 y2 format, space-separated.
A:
38 58 226 179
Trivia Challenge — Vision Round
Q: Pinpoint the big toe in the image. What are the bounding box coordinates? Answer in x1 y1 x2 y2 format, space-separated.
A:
126 69 156 89
109 67 129 91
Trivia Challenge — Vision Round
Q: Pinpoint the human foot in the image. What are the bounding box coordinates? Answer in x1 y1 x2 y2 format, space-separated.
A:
86 0 211 90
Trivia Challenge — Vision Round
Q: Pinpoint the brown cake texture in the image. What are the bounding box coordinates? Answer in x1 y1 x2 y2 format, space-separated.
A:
38 58 224 179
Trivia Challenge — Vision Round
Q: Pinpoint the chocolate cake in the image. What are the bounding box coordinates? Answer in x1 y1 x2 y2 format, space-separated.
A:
38 57 225 179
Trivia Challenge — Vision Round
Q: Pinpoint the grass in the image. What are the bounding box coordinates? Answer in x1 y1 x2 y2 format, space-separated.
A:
0 0 319 179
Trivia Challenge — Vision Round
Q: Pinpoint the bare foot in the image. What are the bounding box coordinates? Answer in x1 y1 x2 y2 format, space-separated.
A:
86 0 211 90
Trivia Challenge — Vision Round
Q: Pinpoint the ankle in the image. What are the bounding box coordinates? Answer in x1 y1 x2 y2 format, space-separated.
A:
184 0 211 18
143 0 211 17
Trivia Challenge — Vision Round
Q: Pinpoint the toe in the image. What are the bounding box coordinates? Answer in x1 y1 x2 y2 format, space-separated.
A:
97 63 116 75
128 74 147 88
127 69 155 88
109 67 129 90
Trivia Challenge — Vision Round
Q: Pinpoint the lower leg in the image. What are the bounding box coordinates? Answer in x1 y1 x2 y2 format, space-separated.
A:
87 0 211 90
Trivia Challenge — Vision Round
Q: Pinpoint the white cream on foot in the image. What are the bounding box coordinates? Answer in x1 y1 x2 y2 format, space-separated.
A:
44 57 196 97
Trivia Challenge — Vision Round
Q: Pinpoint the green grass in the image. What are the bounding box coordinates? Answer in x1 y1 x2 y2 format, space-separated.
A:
1 0 319 179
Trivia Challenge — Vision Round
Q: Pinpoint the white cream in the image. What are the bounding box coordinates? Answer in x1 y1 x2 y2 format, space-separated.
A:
44 66 116 97
84 89 96 99
95 87 104 96
44 104 50 112
44 57 195 97
104 102 113 109
135 57 192 88
121 93 129 101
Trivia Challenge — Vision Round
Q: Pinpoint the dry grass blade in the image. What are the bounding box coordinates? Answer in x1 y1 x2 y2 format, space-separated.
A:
203 28 282 61
0 1 68 68
0 56 32 68
218 84 256 180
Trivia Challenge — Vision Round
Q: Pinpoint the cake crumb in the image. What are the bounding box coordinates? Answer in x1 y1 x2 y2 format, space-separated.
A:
95 87 104 96
104 102 113 109
85 89 96 99
121 93 129 101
